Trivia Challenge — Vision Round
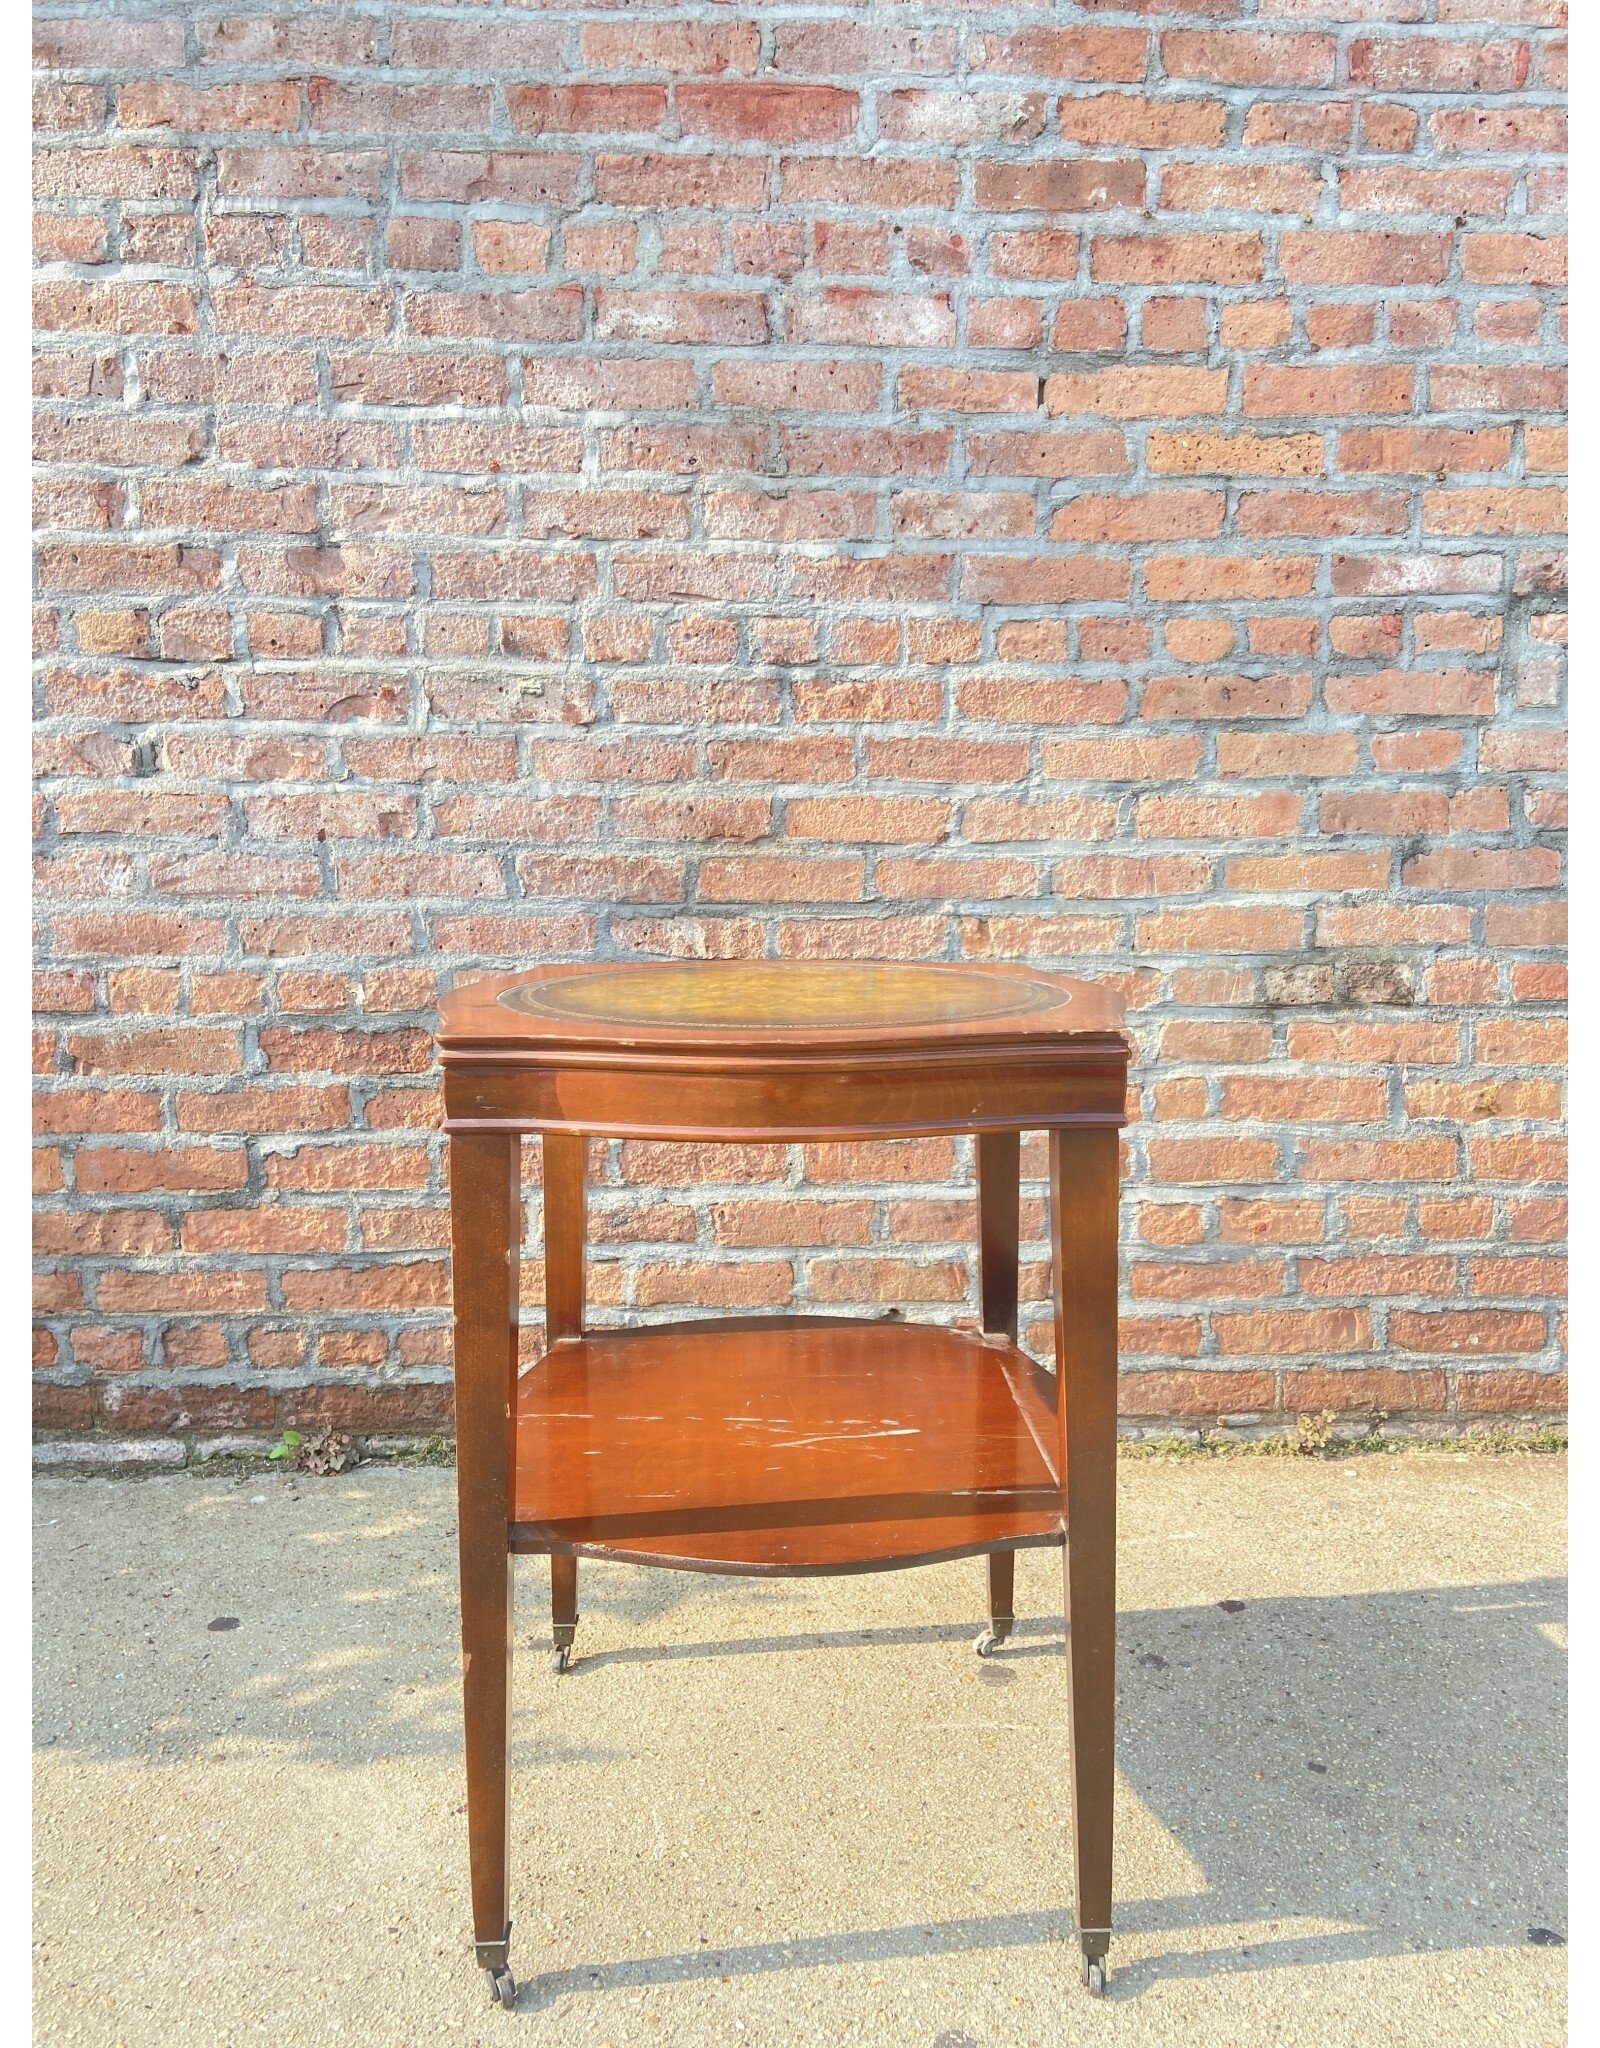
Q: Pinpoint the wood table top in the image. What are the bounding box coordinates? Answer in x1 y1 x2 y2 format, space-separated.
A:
438 959 1126 1055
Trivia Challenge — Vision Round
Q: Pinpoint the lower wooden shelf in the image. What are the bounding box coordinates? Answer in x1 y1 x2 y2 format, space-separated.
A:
509 1313 1065 1574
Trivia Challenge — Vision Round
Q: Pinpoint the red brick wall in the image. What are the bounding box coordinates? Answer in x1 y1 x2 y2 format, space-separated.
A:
33 4 1567 1449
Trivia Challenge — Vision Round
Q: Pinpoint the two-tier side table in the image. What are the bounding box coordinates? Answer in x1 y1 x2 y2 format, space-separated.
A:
436 960 1130 2006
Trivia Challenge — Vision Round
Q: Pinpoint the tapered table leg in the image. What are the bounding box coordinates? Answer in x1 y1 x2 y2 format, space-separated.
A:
984 1548 1016 1650
975 1131 1021 1654
451 1132 521 2000
543 1133 586 1672
976 1130 1020 1343
1050 1125 1120 1992
550 1553 578 1673
543 1131 586 1346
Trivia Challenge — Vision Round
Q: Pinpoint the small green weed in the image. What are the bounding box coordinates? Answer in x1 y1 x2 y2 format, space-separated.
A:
268 1426 355 1474
1294 1410 1338 1457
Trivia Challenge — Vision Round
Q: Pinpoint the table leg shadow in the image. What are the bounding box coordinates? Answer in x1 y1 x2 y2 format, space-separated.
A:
506 1572 1565 2009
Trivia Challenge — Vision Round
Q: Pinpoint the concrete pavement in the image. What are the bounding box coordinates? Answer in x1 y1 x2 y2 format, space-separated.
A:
34 1453 1566 2046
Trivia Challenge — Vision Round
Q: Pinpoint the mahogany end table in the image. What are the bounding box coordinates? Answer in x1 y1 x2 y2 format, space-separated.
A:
437 960 1130 2005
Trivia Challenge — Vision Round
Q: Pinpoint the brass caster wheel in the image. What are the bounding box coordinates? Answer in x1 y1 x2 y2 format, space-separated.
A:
551 1643 573 1674
487 1966 517 2008
1081 1955 1108 1998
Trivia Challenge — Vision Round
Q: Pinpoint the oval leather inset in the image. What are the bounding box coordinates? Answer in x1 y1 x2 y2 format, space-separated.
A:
497 959 1067 1031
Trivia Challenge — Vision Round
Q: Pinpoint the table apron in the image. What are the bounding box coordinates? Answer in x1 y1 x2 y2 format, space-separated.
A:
442 1051 1127 1137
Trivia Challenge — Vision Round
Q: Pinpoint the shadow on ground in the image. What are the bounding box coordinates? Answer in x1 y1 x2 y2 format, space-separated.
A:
506 1576 1566 2008
34 1473 1566 2010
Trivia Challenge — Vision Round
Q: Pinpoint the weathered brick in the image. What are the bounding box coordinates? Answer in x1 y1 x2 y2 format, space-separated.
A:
775 22 955 77
679 84 858 144
1283 1368 1448 1415
1454 1370 1565 1414
1246 365 1414 416
1161 163 1321 217
1118 1370 1272 1416
976 159 1144 212
1050 492 1224 545
1092 234 1263 285
1061 93 1225 150
580 21 760 76
974 29 1147 82
880 91 1040 148
1214 1309 1372 1356
1046 367 1228 419
780 155 959 209
35 18 186 66
1432 105 1565 154
118 81 301 133
1390 1311 1547 1357
400 151 581 207
1163 30 1336 88
1281 232 1452 286
1148 431 1325 478
30 0 1567 1442
1349 37 1531 94
1147 555 1318 602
